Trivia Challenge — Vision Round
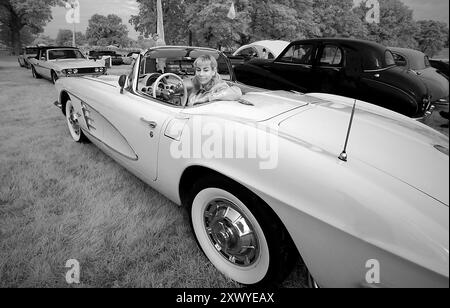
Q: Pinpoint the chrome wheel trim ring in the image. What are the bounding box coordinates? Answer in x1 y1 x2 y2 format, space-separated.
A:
66 101 81 141
204 198 260 267
191 187 270 285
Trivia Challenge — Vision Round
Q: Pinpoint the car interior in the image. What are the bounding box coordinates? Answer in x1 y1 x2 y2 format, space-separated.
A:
135 49 259 107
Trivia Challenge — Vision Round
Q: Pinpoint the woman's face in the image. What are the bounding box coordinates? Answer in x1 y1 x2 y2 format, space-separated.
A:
195 61 215 85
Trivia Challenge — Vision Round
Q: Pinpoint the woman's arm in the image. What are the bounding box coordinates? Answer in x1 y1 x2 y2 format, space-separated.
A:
207 84 242 102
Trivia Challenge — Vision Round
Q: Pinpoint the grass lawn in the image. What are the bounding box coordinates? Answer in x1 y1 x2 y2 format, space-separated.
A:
0 57 307 288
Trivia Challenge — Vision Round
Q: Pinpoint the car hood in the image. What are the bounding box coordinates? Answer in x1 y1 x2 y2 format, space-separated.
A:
278 93 449 206
182 91 310 122
52 59 104 69
415 68 449 101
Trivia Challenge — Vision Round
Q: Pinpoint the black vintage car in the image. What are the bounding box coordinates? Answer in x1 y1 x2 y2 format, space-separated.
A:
429 59 449 79
234 38 435 118
88 50 123 65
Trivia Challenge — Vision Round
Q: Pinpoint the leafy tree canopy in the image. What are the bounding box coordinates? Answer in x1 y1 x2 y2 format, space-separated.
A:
85 14 129 47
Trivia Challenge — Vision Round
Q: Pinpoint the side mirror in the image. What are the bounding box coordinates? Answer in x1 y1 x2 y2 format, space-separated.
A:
118 75 127 94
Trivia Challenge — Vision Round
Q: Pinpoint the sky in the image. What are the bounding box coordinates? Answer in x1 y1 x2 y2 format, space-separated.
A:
43 0 450 40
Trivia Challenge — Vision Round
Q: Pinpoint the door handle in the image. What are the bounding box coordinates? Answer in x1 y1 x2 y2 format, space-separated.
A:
140 118 157 129
374 74 380 78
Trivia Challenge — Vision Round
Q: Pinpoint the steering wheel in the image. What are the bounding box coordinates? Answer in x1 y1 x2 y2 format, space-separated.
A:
152 73 188 107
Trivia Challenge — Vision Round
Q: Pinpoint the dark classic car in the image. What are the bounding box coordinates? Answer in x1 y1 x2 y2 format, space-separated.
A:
429 59 449 79
88 50 124 65
390 47 449 111
234 38 436 118
18 46 38 69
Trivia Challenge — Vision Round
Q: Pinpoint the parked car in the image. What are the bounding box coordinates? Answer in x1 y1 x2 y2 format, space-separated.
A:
53 45 449 288
234 38 436 118
30 46 107 84
88 50 124 65
18 46 38 69
390 47 449 111
122 51 141 65
429 58 449 79
228 40 290 67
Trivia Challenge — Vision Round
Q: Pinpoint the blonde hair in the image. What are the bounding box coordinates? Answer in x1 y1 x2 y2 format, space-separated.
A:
192 54 222 92
194 55 218 71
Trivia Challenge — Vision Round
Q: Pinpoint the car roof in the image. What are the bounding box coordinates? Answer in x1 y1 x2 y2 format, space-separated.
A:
36 46 79 51
291 38 388 52
389 47 425 59
389 47 430 70
234 40 290 57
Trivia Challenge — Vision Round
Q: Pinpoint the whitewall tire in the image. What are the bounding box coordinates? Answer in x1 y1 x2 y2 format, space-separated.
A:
65 100 87 143
188 175 297 286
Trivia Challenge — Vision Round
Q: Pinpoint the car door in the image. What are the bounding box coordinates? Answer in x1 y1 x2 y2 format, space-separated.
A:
82 66 173 182
36 49 50 78
312 44 345 93
269 43 316 91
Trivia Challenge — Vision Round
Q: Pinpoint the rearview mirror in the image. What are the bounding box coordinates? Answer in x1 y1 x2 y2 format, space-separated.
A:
118 75 127 94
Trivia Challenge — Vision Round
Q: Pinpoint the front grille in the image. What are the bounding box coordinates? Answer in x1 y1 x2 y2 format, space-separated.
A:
76 67 97 74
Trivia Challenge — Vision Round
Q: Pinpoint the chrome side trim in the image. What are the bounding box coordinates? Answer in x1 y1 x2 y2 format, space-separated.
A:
82 128 139 161
63 90 139 161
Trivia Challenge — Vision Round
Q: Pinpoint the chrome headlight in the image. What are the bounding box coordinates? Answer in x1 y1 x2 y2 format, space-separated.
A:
95 68 99 73
72 69 78 74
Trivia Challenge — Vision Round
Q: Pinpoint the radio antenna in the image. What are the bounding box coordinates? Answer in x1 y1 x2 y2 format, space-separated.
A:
339 100 357 162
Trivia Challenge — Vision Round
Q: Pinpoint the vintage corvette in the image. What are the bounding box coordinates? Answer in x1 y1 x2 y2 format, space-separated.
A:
30 46 107 84
53 46 449 288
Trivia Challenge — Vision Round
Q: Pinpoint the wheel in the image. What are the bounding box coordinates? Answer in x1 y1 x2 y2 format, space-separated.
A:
31 66 41 79
65 100 88 143
51 71 58 84
187 174 296 286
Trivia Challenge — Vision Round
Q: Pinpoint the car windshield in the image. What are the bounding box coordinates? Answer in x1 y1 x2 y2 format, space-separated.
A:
48 49 85 60
140 48 231 79
135 47 233 107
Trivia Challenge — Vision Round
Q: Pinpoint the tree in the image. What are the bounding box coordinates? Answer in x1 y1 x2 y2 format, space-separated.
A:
55 29 86 46
414 20 449 57
130 0 317 49
355 0 418 48
31 34 56 46
130 0 190 45
0 0 61 54
85 14 129 47
312 0 367 39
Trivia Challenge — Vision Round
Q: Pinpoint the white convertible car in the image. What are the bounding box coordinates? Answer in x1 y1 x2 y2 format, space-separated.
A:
54 46 449 288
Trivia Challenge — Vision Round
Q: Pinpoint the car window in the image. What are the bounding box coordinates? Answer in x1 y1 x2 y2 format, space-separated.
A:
319 45 343 66
237 47 257 58
392 52 406 65
268 52 275 59
26 48 38 54
424 56 431 68
278 44 314 65
385 50 396 67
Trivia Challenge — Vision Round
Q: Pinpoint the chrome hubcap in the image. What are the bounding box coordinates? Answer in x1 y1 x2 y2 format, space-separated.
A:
204 199 259 267
68 106 80 136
